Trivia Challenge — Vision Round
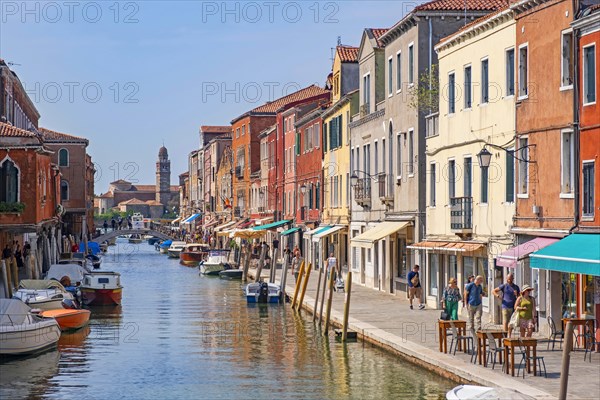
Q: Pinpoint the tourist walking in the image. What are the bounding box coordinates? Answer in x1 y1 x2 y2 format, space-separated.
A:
103 220 109 233
118 217 123 230
493 273 520 334
440 278 461 320
23 241 31 259
407 265 425 310
111 218 116 231
515 285 536 337
2 244 11 260
464 275 484 333
326 252 340 281
14 244 23 269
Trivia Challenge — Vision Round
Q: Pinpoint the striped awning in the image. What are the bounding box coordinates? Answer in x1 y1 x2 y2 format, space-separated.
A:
312 225 346 242
496 237 559 268
181 214 201 224
407 241 485 253
281 227 300 236
252 219 291 231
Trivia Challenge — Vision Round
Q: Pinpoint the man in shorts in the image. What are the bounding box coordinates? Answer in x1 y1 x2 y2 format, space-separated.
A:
407 265 425 310
493 273 520 334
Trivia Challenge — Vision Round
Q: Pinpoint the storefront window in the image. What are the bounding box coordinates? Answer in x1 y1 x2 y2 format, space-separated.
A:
429 253 439 296
397 238 407 279
582 275 598 316
476 257 488 296
562 273 577 318
463 256 474 287
449 255 458 281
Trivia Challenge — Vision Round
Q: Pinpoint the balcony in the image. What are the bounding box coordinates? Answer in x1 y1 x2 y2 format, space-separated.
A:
425 112 439 138
378 173 394 206
354 178 371 207
235 166 243 178
450 197 473 234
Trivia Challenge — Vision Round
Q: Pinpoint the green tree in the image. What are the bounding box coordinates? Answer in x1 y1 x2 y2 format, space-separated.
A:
407 64 439 115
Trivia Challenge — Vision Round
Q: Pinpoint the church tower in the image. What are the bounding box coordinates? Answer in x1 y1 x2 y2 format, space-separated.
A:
156 146 171 206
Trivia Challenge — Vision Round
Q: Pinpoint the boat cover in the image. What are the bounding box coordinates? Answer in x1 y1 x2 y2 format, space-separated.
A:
0 298 32 325
18 280 67 291
46 264 89 282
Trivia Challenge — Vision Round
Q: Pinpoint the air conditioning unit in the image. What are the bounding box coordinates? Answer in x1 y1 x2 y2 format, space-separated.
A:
532 205 540 216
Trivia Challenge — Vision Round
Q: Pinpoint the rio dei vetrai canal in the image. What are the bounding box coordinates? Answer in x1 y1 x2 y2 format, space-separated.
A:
1 240 454 400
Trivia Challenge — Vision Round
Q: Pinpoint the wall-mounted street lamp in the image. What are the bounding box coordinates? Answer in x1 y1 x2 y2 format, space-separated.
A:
350 170 380 186
300 183 307 194
476 143 536 169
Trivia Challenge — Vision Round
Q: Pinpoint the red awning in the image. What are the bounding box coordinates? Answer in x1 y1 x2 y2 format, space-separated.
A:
496 237 559 268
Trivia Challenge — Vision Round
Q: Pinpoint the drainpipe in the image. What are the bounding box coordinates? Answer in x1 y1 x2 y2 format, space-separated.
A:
570 11 580 234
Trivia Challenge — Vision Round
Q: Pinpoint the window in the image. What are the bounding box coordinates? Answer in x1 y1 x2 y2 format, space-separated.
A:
463 257 474 283
236 128 240 138
314 122 320 148
506 48 515 96
364 144 370 175
448 159 456 200
396 133 402 176
363 74 371 113
561 30 574 88
583 162 595 217
464 66 472 108
481 59 489 103
505 149 515 202
464 157 472 197
60 180 69 201
448 72 456 114
328 115 342 150
429 254 439 296
518 137 529 195
430 163 436 207
519 45 528 98
388 57 393 95
561 130 574 194
583 45 596 104
58 148 69 167
0 158 19 202
374 141 379 174
396 52 402 91
481 166 488 204
355 147 360 175
323 121 328 152
382 139 386 176
242 125 246 136
316 181 320 209
408 130 414 175
408 44 414 84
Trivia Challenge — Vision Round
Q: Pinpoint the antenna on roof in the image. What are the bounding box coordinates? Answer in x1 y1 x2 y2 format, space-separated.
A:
337 36 342 46
7 61 21 66
464 0 467 26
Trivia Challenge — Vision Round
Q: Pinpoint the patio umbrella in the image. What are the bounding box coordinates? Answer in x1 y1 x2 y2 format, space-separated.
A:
231 229 266 240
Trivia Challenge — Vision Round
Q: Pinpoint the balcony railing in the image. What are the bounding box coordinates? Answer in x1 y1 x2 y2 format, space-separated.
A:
450 197 473 232
378 173 394 205
425 112 439 138
354 178 371 206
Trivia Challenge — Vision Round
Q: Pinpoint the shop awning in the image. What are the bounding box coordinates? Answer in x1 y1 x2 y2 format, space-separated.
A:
304 225 331 237
254 217 274 226
181 214 201 224
170 217 182 225
530 234 600 276
252 219 291 231
351 221 410 248
281 227 300 236
214 220 236 232
496 237 559 268
407 241 485 253
312 225 346 242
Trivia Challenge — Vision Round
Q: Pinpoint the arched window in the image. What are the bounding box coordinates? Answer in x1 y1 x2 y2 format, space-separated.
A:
60 180 69 201
58 148 69 167
0 158 19 202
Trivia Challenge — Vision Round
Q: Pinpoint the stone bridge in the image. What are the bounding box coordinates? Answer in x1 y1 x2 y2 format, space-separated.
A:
93 229 176 244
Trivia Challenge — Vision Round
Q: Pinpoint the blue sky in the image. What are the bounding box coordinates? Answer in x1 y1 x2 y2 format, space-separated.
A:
1 1 415 191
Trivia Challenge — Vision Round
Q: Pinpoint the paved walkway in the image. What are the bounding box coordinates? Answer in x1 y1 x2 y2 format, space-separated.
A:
248 267 600 400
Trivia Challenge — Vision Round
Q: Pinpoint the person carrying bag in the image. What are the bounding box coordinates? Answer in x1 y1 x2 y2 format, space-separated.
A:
440 278 461 320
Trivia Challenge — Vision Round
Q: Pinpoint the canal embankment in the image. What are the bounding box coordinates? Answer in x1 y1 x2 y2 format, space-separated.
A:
248 267 600 400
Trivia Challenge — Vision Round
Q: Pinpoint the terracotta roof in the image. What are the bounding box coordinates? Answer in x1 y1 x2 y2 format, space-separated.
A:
234 85 330 121
118 198 147 205
370 28 389 47
415 0 507 11
97 192 114 198
201 126 231 134
0 122 39 138
337 46 359 62
110 179 131 185
145 200 163 206
38 127 88 144
131 184 157 192
437 6 512 47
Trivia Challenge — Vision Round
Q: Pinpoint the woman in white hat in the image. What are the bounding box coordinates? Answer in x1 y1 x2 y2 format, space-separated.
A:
515 284 537 337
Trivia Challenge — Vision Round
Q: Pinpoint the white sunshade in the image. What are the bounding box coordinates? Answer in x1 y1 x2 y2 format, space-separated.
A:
312 225 346 242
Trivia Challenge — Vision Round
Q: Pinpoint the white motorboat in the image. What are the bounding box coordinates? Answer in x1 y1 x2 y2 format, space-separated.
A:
199 249 231 275
128 234 143 244
446 385 536 400
245 281 281 304
80 271 123 306
167 241 186 258
46 263 90 285
0 299 61 355
12 280 74 310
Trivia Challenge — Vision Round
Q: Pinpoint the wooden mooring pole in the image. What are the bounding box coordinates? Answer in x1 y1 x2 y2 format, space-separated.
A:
290 261 305 309
295 263 312 311
559 321 574 400
242 245 251 281
255 243 267 283
318 266 328 325
312 266 323 321
341 271 352 342
279 257 288 302
323 268 335 335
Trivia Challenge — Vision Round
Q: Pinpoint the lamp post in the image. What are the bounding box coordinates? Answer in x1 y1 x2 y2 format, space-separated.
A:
476 142 536 169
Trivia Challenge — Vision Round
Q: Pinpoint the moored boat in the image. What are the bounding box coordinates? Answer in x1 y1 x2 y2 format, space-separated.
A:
128 234 143 244
159 240 172 254
219 269 243 280
80 271 123 306
0 299 61 355
148 237 161 245
12 280 74 310
167 241 186 258
180 243 209 266
446 385 536 400
39 308 91 331
199 249 231 275
245 281 281 304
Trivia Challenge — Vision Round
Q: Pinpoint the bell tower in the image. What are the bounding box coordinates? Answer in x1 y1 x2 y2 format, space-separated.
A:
156 146 171 206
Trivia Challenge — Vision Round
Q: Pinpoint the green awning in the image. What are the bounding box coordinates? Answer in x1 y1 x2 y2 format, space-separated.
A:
530 234 600 276
252 219 291 231
280 227 300 236
307 225 332 236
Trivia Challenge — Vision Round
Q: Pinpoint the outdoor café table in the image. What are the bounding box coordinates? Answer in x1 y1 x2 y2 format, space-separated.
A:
476 330 506 366
562 318 595 350
503 337 538 377
438 320 467 354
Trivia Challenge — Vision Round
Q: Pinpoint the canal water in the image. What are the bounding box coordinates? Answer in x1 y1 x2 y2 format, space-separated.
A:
1 240 455 399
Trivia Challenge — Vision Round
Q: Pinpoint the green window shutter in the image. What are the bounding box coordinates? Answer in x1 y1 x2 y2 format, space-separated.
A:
337 115 343 148
323 122 328 152
505 151 515 202
296 132 300 156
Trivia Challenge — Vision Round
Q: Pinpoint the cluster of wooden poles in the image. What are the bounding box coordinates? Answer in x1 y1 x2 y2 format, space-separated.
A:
0 256 39 298
289 260 354 342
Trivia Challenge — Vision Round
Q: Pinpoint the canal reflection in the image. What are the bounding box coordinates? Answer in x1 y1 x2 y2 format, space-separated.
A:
1 240 453 399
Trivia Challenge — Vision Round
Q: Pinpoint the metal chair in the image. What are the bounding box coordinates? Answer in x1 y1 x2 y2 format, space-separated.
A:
449 322 474 360
584 321 599 362
546 316 564 350
485 332 505 370
517 339 547 378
